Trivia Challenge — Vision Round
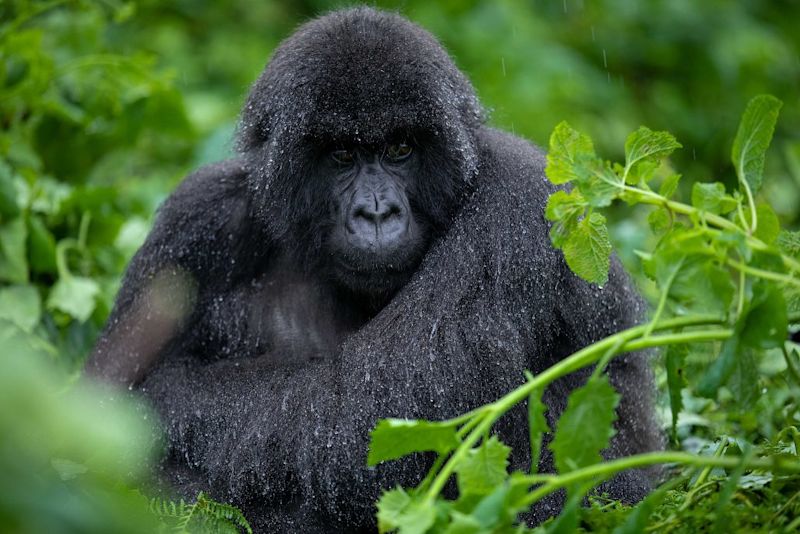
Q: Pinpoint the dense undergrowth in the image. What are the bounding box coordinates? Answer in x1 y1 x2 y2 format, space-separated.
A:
1 1 799 533
370 95 800 533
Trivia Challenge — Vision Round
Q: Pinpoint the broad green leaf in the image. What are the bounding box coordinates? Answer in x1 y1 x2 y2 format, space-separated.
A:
730 348 759 409
691 182 737 215
647 207 671 236
528 387 549 473
0 285 41 332
46 275 100 322
545 122 595 185
697 283 784 399
731 95 782 195
574 158 621 208
563 212 611 286
545 189 585 248
697 333 740 398
469 484 509 528
397 502 436 534
658 173 681 199
368 419 459 466
623 127 682 185
0 160 21 217
652 235 735 316
377 488 412 533
665 344 688 441
442 512 482 534
455 436 511 496
743 204 780 244
0 217 29 284
27 215 57 274
550 375 619 473
740 282 787 349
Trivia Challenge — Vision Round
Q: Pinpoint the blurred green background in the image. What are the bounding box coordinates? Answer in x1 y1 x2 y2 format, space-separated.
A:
1 0 799 530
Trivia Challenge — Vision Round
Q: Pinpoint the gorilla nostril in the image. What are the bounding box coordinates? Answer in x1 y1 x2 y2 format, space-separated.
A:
352 203 403 225
386 205 402 219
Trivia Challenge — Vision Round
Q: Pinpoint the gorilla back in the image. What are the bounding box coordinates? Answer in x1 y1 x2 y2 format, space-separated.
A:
86 7 662 532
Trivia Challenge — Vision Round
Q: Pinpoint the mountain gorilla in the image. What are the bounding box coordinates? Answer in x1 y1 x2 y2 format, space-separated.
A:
87 7 662 532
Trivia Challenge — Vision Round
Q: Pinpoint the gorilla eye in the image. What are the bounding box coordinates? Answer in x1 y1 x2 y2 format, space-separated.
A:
386 143 413 162
331 149 355 164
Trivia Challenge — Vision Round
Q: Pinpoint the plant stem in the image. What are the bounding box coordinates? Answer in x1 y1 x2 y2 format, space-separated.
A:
517 450 800 508
625 186 800 273
425 316 731 501
727 259 800 288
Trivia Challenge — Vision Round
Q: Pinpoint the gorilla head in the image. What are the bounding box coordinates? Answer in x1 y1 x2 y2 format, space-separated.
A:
237 7 485 300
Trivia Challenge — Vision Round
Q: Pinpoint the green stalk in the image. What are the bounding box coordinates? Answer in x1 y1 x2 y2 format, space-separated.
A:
625 186 800 273
424 317 731 501
727 259 800 288
517 450 800 508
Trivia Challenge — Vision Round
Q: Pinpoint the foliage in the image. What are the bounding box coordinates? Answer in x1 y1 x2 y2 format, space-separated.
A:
0 0 195 372
0 337 159 533
151 492 252 534
368 95 800 532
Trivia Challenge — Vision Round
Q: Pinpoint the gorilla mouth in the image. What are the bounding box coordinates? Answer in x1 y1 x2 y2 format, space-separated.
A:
333 249 422 296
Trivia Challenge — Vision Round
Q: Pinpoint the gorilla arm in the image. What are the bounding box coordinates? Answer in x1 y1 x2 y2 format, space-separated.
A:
138 130 659 529
85 159 255 386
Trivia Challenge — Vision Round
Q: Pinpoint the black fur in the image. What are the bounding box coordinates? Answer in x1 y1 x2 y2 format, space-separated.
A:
87 7 662 532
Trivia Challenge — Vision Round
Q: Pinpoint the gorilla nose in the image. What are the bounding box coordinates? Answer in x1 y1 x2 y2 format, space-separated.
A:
348 195 408 248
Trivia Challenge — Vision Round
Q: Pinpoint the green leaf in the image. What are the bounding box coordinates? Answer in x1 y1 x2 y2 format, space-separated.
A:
0 285 41 332
743 204 780 244
574 158 621 208
396 502 436 534
740 281 787 350
0 160 22 217
697 283 785 399
778 230 800 259
697 333 740 398
368 419 460 466
456 436 511 496
652 235 735 316
46 275 100 322
27 215 57 274
647 207 671 236
550 375 619 473
730 349 759 409
563 212 611 286
377 488 412 533
623 127 682 185
545 122 596 185
0 217 29 284
690 182 737 215
528 387 549 473
545 189 585 248
658 173 681 199
442 512 482 534
731 95 782 195
665 343 688 441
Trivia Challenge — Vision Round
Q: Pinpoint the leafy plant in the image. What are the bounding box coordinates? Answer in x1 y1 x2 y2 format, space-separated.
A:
0 0 195 371
368 94 800 532
151 492 252 534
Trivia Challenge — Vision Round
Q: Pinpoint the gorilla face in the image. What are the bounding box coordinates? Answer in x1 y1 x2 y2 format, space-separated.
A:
325 140 427 298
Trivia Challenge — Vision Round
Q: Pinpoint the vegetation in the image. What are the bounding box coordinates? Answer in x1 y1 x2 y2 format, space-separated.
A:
370 95 800 532
1 1 798 532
